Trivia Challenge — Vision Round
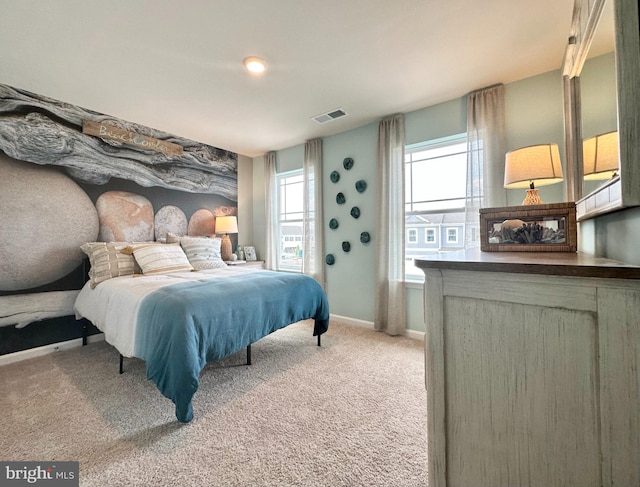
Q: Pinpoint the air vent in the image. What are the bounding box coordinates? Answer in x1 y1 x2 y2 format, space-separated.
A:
312 108 348 124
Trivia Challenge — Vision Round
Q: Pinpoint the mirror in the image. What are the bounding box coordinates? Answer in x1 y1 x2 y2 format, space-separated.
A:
563 0 640 220
579 0 617 196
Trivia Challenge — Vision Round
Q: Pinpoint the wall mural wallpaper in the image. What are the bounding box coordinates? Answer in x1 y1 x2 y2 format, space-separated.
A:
0 83 238 355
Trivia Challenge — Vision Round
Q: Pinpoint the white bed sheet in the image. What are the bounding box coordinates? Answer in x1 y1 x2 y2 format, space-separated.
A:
73 266 261 357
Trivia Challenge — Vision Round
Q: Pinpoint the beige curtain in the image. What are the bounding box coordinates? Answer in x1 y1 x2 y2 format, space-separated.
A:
374 114 406 336
465 84 506 247
303 138 324 286
263 151 278 270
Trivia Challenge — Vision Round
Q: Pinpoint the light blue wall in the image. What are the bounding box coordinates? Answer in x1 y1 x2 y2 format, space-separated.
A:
504 69 566 205
579 207 640 265
322 124 378 320
405 97 466 145
580 52 618 196
581 52 617 139
248 63 611 332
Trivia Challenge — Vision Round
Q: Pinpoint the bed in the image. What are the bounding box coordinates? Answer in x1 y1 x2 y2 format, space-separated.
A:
74 263 329 423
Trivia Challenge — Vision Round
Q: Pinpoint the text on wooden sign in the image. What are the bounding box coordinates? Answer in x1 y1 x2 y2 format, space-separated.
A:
82 120 183 156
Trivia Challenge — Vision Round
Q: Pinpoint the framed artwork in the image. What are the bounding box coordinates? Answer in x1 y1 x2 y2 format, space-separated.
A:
479 202 577 252
244 246 257 261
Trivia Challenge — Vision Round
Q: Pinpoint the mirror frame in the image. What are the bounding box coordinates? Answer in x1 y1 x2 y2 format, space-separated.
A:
563 0 640 221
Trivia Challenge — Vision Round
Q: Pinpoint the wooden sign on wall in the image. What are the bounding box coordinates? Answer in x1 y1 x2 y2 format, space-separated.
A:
82 120 183 156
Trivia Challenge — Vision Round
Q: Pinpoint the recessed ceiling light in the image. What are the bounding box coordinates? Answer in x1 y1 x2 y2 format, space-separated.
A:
243 56 266 74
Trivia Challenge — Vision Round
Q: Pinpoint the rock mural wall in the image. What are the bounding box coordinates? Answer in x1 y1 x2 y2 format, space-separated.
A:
0 83 238 199
96 191 155 242
0 84 239 356
0 157 99 291
155 206 188 240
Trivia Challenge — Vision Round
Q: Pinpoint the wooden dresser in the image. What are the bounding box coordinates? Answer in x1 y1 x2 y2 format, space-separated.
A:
416 249 640 487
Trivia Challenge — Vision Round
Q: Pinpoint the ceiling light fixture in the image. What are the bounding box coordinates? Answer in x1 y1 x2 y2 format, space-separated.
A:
243 56 266 74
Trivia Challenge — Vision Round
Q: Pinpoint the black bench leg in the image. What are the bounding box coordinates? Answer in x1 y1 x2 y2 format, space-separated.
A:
246 344 251 365
119 354 124 374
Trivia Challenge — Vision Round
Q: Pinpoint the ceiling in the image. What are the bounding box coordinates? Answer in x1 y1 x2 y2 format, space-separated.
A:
0 1 592 158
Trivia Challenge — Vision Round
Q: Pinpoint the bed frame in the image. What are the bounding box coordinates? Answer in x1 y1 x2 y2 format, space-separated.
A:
82 321 321 374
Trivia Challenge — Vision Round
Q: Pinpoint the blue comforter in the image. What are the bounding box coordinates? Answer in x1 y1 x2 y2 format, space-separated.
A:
134 270 329 423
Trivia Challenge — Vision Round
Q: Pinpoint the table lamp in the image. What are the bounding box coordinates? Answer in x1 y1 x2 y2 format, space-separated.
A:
583 131 619 180
215 216 238 261
504 143 563 205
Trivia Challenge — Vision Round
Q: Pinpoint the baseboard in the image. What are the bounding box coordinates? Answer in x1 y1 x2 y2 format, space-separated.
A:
330 313 424 341
0 333 104 367
1 315 425 367
330 314 374 330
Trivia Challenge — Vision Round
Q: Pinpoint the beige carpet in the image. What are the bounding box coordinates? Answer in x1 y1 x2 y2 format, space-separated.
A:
0 320 427 487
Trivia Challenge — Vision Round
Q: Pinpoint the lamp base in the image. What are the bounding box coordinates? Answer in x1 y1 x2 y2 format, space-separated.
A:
221 234 233 261
522 189 543 205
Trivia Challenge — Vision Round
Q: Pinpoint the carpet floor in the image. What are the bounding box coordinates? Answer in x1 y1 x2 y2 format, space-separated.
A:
0 320 427 487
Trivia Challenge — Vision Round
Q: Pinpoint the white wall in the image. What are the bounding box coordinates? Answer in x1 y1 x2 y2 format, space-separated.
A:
237 154 253 249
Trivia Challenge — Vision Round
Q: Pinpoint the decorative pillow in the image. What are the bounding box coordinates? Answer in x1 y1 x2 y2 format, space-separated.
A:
81 242 139 288
179 236 227 270
127 243 193 275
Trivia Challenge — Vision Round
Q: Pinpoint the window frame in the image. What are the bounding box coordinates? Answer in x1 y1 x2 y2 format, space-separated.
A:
404 133 468 282
275 169 304 273
425 228 436 243
446 227 459 244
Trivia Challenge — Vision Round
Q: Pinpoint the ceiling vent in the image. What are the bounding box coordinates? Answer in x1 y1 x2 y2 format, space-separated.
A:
312 108 348 124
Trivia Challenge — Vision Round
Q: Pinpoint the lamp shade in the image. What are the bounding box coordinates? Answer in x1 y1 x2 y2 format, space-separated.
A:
504 143 564 189
583 131 619 180
215 216 238 234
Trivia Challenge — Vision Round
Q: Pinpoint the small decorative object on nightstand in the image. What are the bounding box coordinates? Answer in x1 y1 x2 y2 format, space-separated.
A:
243 246 257 261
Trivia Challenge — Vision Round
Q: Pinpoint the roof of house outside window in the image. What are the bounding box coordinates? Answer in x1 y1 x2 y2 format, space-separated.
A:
282 225 303 236
405 212 464 225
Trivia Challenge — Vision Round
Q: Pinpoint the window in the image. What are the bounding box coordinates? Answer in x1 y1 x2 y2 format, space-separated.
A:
425 228 436 243
405 133 467 280
276 170 303 272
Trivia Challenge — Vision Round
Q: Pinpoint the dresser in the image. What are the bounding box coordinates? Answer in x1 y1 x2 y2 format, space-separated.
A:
416 249 640 487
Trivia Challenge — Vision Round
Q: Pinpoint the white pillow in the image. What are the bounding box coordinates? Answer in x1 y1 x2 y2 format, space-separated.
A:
127 243 193 275
179 236 227 270
81 242 139 288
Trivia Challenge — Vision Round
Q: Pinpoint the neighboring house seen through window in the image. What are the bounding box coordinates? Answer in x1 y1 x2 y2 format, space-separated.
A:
405 133 467 280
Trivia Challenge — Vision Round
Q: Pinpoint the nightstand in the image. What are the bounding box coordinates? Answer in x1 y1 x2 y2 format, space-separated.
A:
225 260 265 269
